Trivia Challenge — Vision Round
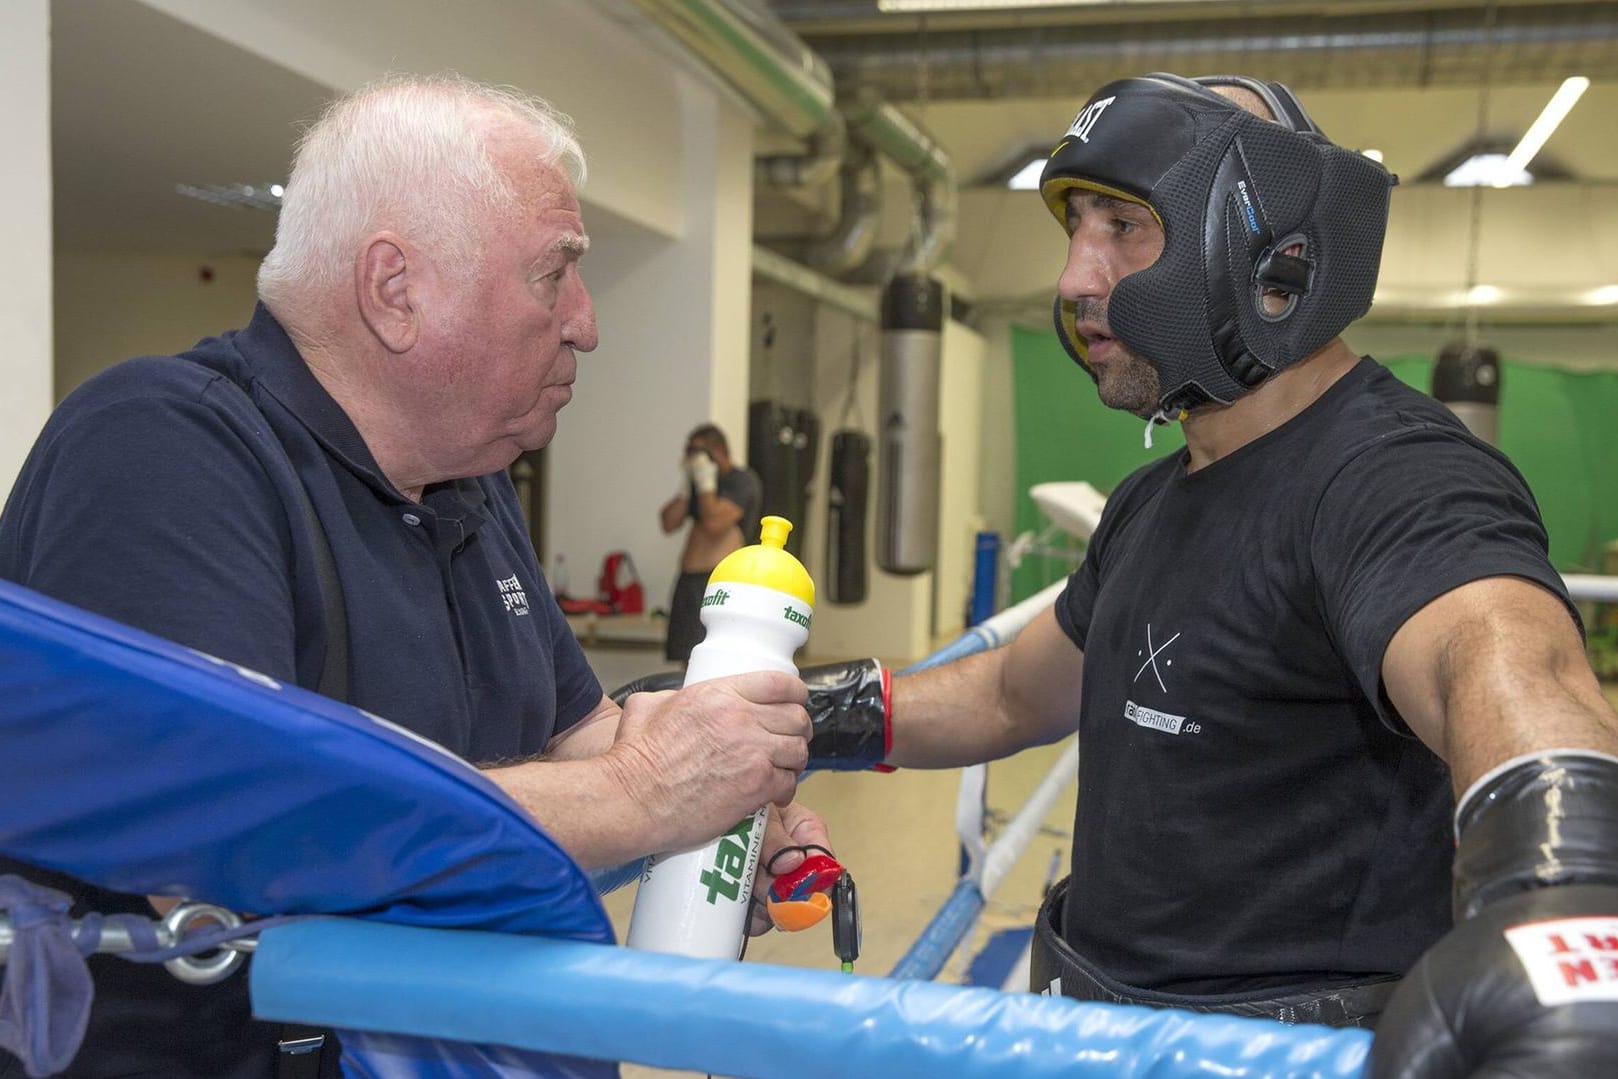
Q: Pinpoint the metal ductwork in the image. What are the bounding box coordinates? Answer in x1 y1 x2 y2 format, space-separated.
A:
630 0 955 277
784 140 882 277
630 0 837 138
785 2 1618 102
841 89 956 279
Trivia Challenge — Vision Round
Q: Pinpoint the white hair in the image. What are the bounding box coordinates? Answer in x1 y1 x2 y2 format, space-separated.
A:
257 72 586 313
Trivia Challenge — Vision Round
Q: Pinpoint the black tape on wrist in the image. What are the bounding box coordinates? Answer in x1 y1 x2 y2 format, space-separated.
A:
1454 752 1618 921
805 659 889 771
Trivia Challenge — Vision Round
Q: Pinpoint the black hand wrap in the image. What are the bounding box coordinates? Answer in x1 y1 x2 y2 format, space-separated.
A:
801 659 891 771
608 659 892 772
1372 752 1618 1078
1453 752 1618 919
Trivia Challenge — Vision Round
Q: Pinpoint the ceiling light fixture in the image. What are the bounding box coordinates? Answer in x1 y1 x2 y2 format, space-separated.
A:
1444 153 1531 188
1465 284 1503 305
1585 284 1618 305
1006 157 1046 190
174 181 286 212
1492 76 1589 188
878 0 1212 10
1361 149 1384 163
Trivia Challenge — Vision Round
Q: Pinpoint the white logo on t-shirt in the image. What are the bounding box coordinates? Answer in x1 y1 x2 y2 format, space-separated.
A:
1133 623 1181 692
496 574 530 617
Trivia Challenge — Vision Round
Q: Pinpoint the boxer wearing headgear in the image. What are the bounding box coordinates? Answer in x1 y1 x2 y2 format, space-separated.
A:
1040 73 1394 443
625 73 1618 1071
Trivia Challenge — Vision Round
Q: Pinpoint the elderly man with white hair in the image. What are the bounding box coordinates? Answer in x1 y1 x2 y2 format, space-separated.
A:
0 74 823 1079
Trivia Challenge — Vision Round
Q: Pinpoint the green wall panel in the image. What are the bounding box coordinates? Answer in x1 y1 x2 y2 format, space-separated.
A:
1011 330 1618 603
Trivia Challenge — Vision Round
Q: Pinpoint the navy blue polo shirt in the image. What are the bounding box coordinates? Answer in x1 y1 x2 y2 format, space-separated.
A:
0 304 603 1078
0 303 601 759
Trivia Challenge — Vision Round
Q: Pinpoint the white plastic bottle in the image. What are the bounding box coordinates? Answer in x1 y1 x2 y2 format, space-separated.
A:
626 515 815 958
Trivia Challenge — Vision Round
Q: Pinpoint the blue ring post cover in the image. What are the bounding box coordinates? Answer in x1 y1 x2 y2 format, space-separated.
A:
0 578 609 942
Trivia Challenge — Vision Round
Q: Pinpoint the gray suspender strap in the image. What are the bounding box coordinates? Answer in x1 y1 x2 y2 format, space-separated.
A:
279 478 345 1079
290 478 348 701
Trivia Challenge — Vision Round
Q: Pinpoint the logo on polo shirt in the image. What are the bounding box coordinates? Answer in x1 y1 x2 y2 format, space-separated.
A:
496 574 530 617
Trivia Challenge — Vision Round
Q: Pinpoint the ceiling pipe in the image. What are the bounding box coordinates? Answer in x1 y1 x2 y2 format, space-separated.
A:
630 0 956 276
788 140 882 277
841 90 957 278
798 4 1618 101
628 0 836 139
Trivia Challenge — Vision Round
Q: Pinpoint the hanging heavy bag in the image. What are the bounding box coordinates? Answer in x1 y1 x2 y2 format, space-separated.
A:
826 430 870 605
788 406 821 558
748 399 794 524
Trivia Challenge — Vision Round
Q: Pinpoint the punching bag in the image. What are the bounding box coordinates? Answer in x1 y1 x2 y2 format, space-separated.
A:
1432 342 1502 446
825 430 870 605
876 274 944 575
747 401 820 558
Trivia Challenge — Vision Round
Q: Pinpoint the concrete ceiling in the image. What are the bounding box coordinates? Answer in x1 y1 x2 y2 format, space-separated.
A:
49 0 1618 269
51 0 333 254
770 0 1618 187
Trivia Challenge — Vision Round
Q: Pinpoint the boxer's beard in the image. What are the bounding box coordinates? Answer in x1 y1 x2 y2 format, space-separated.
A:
1073 298 1162 420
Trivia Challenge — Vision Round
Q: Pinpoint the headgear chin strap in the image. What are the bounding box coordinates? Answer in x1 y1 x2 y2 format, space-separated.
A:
1041 73 1396 416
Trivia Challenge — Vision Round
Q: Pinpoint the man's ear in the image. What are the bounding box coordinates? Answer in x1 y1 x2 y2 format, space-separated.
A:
356 234 417 353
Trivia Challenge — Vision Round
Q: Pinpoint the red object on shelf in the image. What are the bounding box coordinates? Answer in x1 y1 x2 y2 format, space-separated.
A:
558 551 644 616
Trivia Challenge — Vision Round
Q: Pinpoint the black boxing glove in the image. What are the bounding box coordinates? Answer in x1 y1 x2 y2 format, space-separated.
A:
608 658 892 772
1371 751 1618 1077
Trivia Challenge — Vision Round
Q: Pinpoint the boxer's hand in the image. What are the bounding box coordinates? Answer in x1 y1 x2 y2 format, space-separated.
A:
605 672 809 852
1371 884 1618 1077
686 451 719 495
1372 753 1618 1077
611 660 893 772
803 659 892 771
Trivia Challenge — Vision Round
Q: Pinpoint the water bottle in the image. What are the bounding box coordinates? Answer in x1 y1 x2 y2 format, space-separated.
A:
626 515 815 958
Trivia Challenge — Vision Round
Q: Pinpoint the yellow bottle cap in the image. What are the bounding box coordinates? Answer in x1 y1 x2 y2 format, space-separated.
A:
707 515 816 608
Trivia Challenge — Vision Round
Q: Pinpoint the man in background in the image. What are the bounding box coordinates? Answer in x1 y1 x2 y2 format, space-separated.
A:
659 423 761 662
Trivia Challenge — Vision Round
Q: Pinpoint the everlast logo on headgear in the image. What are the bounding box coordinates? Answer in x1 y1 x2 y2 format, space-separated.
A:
1066 95 1116 143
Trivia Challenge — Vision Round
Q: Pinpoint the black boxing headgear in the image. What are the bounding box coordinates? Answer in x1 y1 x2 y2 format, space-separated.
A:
1040 73 1396 415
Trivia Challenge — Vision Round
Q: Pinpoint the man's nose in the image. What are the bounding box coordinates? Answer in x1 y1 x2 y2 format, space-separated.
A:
1057 232 1111 304
563 275 599 353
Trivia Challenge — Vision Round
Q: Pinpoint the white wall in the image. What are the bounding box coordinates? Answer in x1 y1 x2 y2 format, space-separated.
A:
546 72 757 614
54 254 262 399
136 0 690 241
0 0 53 498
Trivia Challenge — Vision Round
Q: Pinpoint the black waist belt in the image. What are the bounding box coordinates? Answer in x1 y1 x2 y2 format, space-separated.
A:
1030 876 1399 1029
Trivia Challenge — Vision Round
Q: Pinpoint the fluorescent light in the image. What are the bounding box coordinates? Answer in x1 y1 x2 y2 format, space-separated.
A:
878 0 1209 10
1361 149 1384 163
175 181 287 211
1466 284 1503 305
1007 157 1045 190
1585 284 1618 305
1494 76 1589 187
1445 153 1532 188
